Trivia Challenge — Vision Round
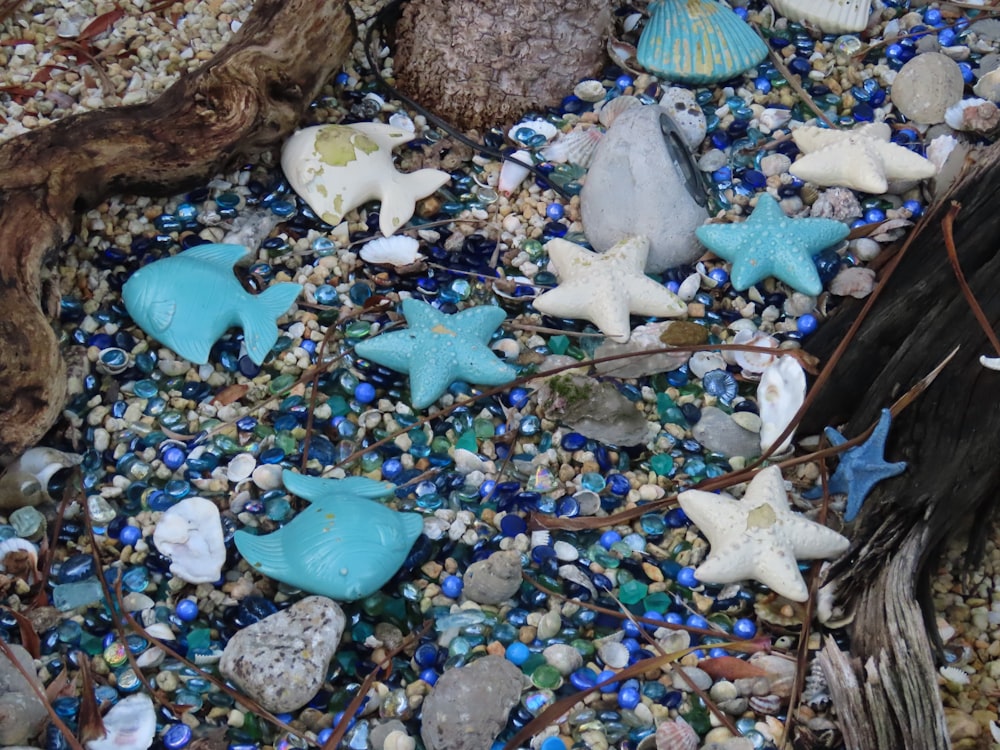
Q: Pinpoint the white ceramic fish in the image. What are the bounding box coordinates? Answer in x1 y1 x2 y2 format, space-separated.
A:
281 123 450 237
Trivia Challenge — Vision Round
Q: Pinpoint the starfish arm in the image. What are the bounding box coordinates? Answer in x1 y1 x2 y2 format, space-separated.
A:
870 141 937 181
407 346 457 408
450 304 508 342
769 257 824 297
751 543 810 601
545 238 599 277
823 426 848 447
693 223 743 264
450 340 518 387
779 516 850 560
694 539 760 585
789 141 888 194
604 235 652 273
743 466 792 512
354 330 418 373
625 275 688 318
533 282 599 319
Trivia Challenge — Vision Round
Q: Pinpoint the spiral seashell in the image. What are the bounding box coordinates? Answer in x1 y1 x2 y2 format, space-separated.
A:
757 355 806 454
749 694 784 715
540 126 604 168
9 446 82 501
597 94 641 128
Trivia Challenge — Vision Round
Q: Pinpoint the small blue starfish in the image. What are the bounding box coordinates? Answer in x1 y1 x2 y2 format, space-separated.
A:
807 408 907 522
695 193 849 296
354 298 517 409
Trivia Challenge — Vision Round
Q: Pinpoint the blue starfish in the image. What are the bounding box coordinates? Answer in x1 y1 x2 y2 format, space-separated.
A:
354 298 516 409
807 408 907 522
695 193 849 296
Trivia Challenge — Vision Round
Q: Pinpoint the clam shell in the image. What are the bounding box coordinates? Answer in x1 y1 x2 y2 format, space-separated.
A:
598 640 630 669
226 453 257 483
508 118 558 145
252 463 284 491
360 235 424 267
540 126 604 168
637 0 768 84
732 329 778 374
653 718 699 750
574 79 607 102
689 351 727 379
757 355 806 454
597 94 641 128
767 0 873 33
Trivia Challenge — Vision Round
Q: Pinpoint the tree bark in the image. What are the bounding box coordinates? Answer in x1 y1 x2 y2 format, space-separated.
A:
802 142 1000 750
391 0 614 132
0 0 355 458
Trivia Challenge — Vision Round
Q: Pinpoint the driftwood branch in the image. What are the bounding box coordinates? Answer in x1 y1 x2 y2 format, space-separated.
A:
804 141 1000 749
0 0 355 457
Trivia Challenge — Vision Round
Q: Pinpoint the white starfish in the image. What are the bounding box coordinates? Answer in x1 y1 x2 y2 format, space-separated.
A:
678 465 850 602
789 122 937 194
532 235 686 343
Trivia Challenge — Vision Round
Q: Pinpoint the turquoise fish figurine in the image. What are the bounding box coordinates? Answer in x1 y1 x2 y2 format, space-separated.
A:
122 244 301 365
637 0 768 84
233 470 424 602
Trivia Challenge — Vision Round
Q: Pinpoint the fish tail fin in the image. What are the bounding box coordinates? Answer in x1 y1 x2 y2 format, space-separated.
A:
241 282 302 365
233 530 287 579
400 512 424 545
378 169 450 236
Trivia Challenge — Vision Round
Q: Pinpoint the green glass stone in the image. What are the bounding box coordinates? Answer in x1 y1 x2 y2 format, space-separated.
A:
456 430 478 453
618 580 648 605
531 664 563 690
643 592 672 613
564 345 586 360
269 374 296 394
534 271 557 286
186 628 212 651
546 334 569 355
344 320 371 339
520 652 546 675
275 433 297 455
10 506 45 540
473 418 495 439
650 454 674 476
522 239 544 260
571 638 595 660
360 452 382 473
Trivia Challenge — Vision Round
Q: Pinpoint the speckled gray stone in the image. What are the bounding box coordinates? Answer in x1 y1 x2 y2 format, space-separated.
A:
581 104 708 273
420 656 523 750
461 550 523 605
0 645 47 746
891 52 964 124
220 596 345 713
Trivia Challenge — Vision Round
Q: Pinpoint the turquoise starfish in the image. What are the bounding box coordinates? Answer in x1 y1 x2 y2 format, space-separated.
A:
695 193 848 296
805 408 907 522
354 298 516 409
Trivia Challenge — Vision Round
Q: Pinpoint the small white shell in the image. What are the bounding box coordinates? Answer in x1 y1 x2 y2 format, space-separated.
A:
732 329 779 374
598 640 630 669
689 351 728 379
939 665 971 686
944 97 1000 132
498 150 533 196
573 490 602 516
387 111 415 132
226 453 257 483
508 118 558 144
0 537 39 582
767 0 872 33
251 463 284 491
573 79 607 102
530 530 551 548
757 355 806 454
359 235 424 267
540 126 604 168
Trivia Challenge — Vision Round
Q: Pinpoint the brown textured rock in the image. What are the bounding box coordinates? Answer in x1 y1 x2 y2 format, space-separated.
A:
392 0 613 131
462 550 523 605
420 656 524 750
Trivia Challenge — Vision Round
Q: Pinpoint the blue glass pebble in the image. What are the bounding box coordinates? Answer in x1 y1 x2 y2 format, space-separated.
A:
599 530 622 549
540 737 566 750
709 647 729 658
607 474 630 496
797 314 818 335
500 514 527 537
733 617 757 639
163 724 193 750
618 685 641 710
118 525 141 547
546 203 565 221
686 614 709 630
615 74 633 90
175 599 199 622
677 567 699 588
440 575 463 598
354 382 376 404
903 199 923 217
597 669 619 693
420 668 439 685
505 641 530 665
414 643 438 667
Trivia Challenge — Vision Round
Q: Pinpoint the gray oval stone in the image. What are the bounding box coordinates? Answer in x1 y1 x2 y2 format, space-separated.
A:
891 52 964 124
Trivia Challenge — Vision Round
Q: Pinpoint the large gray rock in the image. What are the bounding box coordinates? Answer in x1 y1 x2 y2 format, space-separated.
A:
538 374 653 447
220 596 345 713
692 407 762 459
461 550 522 605
891 52 964 125
581 104 708 273
0 644 47 746
421 656 524 750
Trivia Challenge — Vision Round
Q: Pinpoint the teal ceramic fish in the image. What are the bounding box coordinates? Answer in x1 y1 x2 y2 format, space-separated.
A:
233 470 424 602
637 0 768 84
122 244 302 365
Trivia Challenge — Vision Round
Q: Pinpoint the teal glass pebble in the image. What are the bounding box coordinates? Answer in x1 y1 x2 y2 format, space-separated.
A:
233 470 423 601
122 244 302 365
10 506 45 540
53 579 104 611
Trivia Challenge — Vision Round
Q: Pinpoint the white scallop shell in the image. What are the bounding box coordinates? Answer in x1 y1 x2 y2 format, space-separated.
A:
507 118 559 144
597 94 642 128
732 329 779 374
252 463 284 491
360 235 424 267
226 453 257 483
574 79 607 102
767 0 873 33
598 640 630 668
498 150 533 196
689 351 728 379
540 126 604 168
939 665 971 686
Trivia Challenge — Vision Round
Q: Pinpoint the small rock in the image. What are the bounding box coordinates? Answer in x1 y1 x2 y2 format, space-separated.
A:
659 87 707 149
671 666 713 691
944 708 982 743
462 550 522 605
581 105 708 273
370 720 409 750
594 321 692 378
420 656 523 750
810 187 862 223
220 596 346 713
974 67 1000 101
692 407 761 459
0 645 47 746
759 153 791 177
891 52 965 124
539 374 653 447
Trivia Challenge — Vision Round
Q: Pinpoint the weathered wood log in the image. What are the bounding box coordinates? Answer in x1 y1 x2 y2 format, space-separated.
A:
803 142 1000 750
0 0 355 458
391 0 613 131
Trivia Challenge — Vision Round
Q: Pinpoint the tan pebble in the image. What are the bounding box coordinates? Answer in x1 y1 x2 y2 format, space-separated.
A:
519 625 537 643
642 562 664 582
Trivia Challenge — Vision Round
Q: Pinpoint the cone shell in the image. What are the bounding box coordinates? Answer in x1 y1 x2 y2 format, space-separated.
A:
637 0 768 84
540 126 604 168
767 0 872 33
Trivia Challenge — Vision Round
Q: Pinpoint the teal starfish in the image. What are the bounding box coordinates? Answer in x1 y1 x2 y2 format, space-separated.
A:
695 193 849 296
354 298 516 409
805 408 907 522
